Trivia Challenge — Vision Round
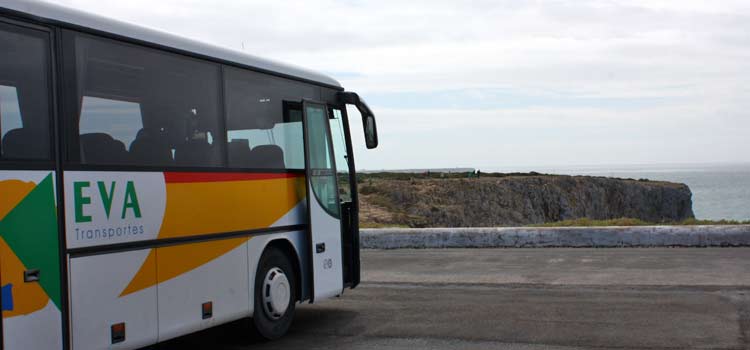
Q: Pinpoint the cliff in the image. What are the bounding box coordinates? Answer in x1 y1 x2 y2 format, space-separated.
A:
358 173 695 227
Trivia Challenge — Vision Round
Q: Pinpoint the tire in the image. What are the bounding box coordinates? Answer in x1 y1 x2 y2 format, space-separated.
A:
252 246 297 340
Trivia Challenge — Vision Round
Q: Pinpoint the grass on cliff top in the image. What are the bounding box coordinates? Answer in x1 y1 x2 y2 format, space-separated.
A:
358 171 550 181
360 222 411 229
357 171 674 186
528 217 750 227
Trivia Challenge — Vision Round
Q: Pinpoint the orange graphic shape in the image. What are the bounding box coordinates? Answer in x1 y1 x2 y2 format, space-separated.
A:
0 237 49 317
0 180 36 220
121 237 249 297
119 249 157 297
121 176 305 297
158 177 305 239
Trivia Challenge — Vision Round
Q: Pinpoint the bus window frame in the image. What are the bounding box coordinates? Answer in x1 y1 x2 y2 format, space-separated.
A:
0 14 70 349
0 17 57 170
21 3 346 174
60 29 324 174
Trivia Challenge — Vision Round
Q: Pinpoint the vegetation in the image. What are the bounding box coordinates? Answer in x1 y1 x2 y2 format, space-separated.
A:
357 171 666 183
358 171 549 181
359 222 411 229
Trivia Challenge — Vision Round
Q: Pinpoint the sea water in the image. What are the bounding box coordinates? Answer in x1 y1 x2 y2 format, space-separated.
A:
485 163 750 221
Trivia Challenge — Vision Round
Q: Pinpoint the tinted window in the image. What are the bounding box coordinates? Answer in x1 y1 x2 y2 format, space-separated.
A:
72 33 222 167
304 103 339 217
79 97 143 149
224 67 318 169
0 24 51 161
0 85 23 139
329 108 352 203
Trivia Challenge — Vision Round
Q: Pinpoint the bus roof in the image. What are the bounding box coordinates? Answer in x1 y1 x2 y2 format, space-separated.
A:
0 0 342 89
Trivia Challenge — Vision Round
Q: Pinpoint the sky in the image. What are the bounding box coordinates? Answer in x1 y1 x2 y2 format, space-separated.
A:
55 0 750 171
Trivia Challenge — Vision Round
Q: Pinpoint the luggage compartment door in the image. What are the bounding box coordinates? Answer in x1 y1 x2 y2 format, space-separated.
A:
69 250 158 349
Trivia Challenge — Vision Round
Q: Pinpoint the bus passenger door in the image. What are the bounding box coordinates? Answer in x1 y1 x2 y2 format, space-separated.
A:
301 101 344 301
328 107 359 288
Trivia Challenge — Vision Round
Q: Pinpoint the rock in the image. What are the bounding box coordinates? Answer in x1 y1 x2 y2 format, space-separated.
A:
358 175 694 227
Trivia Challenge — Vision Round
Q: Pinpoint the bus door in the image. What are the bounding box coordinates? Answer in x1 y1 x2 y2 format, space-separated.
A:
301 101 344 301
328 107 359 288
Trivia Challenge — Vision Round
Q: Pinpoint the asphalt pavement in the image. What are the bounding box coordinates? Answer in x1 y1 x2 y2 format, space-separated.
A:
159 248 750 350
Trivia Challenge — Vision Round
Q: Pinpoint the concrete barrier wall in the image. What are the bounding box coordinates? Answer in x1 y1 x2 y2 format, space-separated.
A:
361 225 750 249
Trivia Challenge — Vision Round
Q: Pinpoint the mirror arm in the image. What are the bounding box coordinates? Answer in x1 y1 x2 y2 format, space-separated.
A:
338 91 378 149
338 91 358 104
337 92 373 119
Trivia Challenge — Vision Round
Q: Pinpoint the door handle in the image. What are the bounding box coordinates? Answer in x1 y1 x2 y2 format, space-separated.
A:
316 243 326 254
24 269 40 283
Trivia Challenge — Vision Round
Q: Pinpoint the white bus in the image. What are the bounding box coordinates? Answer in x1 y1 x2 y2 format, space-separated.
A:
0 1 378 349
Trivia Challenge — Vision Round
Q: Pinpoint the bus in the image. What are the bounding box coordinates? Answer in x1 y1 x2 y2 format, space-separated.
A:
0 1 378 349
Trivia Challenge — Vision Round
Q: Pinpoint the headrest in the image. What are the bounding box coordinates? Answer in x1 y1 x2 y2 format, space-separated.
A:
229 138 250 148
2 128 48 159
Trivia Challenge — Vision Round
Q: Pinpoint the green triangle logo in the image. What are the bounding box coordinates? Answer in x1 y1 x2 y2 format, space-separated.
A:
0 173 60 309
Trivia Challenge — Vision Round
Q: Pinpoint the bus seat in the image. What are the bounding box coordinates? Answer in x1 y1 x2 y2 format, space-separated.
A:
1 128 47 159
249 144 285 169
174 139 214 166
228 139 253 168
80 133 129 164
130 128 173 166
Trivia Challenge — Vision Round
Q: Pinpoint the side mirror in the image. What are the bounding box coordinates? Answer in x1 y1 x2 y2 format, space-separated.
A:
337 91 379 149
364 114 378 149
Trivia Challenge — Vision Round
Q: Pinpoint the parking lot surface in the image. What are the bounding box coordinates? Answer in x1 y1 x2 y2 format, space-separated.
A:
160 248 750 350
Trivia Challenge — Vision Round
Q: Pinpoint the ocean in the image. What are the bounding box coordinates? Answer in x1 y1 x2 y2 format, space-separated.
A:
485 163 750 221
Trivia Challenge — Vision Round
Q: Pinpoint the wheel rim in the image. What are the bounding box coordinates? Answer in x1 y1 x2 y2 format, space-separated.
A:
262 267 290 320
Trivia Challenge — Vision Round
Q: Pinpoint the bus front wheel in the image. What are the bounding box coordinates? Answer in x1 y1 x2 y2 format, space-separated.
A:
252 246 297 340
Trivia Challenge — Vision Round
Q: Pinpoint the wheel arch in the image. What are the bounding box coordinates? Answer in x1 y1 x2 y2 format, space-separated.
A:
263 238 303 302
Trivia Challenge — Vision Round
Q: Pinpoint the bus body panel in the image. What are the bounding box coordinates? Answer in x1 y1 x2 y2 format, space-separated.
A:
69 249 157 349
307 194 345 300
156 238 249 341
0 170 63 350
64 170 309 349
69 231 309 349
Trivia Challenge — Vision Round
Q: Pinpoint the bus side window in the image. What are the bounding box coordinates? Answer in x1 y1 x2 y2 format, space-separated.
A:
71 32 223 167
223 67 309 170
0 24 52 161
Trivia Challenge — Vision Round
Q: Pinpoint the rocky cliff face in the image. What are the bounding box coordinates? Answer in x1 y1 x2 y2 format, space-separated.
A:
358 175 694 227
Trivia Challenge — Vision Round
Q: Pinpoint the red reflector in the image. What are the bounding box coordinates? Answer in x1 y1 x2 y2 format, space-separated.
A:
202 301 213 319
111 323 126 344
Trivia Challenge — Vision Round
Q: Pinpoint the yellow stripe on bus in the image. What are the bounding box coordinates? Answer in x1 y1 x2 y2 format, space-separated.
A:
120 176 305 297
158 177 305 239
